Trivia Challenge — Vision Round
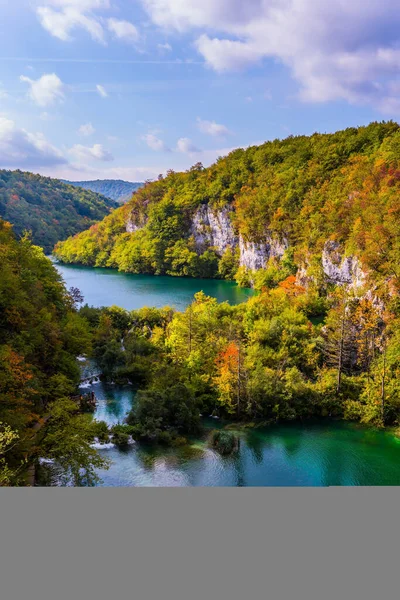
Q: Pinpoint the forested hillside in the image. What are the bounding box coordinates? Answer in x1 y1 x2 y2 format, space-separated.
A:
0 220 110 486
63 179 143 203
54 121 400 296
0 170 118 252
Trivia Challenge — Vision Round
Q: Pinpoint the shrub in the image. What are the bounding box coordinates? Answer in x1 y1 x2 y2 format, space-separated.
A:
209 429 239 455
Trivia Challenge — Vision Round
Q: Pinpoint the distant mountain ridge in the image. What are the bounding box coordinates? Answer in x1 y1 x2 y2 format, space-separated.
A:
63 179 143 202
0 169 118 252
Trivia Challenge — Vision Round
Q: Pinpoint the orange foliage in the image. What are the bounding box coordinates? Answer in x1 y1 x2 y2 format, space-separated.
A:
278 275 306 296
215 341 239 374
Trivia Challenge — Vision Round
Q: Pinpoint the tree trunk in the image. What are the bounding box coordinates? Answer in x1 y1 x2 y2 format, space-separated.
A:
237 343 241 418
381 344 386 425
336 317 345 394
188 305 192 355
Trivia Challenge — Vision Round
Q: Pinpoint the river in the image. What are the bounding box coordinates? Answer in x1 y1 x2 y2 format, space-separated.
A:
47 261 400 486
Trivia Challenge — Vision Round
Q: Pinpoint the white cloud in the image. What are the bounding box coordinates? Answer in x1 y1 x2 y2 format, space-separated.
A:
69 143 114 161
176 137 200 154
37 3 106 43
0 117 66 168
157 42 172 52
140 0 252 30
78 122 95 136
195 34 262 72
141 0 400 113
96 84 108 98
142 133 169 152
43 1 109 7
107 18 140 43
20 73 64 107
197 117 231 137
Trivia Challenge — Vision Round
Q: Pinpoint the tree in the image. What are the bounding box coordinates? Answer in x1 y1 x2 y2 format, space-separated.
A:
214 340 247 416
321 291 356 393
0 423 20 486
69 286 84 306
351 298 381 376
38 399 110 486
278 275 306 296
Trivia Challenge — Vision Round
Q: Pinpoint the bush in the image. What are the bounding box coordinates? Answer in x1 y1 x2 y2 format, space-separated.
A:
111 431 130 446
209 429 239 455
343 400 363 421
235 266 253 288
110 424 134 446
92 420 110 443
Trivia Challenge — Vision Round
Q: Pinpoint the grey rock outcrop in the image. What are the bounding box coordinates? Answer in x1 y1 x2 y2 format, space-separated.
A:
190 205 237 254
322 241 366 289
190 204 287 268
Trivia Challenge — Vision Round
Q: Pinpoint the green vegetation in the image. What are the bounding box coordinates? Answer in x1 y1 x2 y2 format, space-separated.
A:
0 169 118 252
55 121 400 294
209 430 239 455
80 283 400 443
0 220 108 486
63 179 143 203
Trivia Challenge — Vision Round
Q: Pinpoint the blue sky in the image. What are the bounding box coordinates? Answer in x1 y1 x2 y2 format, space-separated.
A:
0 0 398 182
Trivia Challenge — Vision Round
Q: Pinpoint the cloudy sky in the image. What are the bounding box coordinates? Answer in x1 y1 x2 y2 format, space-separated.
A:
0 0 399 182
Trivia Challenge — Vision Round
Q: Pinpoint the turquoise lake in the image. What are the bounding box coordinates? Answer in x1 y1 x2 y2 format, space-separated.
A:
53 261 254 311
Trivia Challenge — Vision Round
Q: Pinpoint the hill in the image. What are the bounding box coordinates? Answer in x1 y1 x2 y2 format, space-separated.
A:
54 121 400 296
63 179 143 203
0 170 118 253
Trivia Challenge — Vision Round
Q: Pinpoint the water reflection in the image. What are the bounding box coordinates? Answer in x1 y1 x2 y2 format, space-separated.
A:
66 379 400 487
89 383 134 425
233 452 246 487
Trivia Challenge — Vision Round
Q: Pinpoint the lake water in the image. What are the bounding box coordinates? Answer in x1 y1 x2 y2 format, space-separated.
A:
52 261 254 311
47 379 400 487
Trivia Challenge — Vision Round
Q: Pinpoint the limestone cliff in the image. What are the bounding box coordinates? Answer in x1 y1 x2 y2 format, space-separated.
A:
126 204 370 291
321 241 366 289
188 205 288 270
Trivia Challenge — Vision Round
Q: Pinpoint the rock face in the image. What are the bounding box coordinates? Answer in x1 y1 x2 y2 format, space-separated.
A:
322 241 366 289
125 202 369 290
190 204 287 268
190 205 237 254
126 212 147 233
239 237 287 270
126 218 140 233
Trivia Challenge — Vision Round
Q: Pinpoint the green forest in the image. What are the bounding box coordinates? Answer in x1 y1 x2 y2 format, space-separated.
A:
0 221 108 486
55 121 400 294
0 169 118 253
